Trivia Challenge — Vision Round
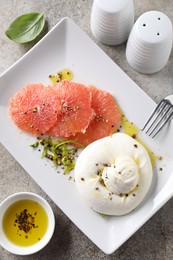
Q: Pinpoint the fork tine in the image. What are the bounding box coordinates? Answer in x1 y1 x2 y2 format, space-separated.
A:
149 106 173 137
142 98 173 138
142 99 168 131
152 111 173 138
145 102 168 134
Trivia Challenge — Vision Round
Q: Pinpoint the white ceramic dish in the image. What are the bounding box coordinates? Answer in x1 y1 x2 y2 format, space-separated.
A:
0 192 55 255
0 17 173 255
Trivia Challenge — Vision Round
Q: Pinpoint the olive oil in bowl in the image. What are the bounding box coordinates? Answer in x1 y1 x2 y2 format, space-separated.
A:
0 192 55 255
3 199 48 247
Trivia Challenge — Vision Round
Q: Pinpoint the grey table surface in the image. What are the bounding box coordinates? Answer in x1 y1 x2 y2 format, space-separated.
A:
0 0 173 259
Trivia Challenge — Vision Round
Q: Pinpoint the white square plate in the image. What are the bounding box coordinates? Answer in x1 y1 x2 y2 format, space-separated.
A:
0 18 173 254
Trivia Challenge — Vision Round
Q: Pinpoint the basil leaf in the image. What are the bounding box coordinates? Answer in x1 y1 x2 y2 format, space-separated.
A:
5 12 45 43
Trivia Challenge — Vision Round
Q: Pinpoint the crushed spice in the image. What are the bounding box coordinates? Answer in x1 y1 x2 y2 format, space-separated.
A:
15 209 38 234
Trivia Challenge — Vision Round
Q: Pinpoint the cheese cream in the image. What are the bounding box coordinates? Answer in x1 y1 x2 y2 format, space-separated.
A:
74 133 153 215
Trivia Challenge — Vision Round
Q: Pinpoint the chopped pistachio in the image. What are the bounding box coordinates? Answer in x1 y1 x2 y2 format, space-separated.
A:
99 213 106 217
30 141 39 148
30 136 82 174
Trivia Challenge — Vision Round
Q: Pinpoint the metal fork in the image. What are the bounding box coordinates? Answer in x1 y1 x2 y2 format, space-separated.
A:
142 95 173 138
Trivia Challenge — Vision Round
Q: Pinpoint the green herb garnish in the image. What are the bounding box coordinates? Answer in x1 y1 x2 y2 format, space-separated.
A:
31 136 81 174
5 13 45 43
99 213 106 217
30 141 39 148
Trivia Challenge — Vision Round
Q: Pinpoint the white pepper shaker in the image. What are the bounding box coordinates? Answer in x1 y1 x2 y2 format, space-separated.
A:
91 0 134 46
126 11 173 74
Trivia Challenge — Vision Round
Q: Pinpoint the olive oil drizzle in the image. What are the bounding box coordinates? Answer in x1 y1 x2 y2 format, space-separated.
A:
49 69 73 84
121 114 156 168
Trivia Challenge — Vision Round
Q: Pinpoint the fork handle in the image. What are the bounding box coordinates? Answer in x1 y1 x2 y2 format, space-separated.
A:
165 94 173 103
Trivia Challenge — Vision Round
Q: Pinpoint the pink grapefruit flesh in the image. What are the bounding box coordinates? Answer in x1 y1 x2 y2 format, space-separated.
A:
69 86 121 146
9 83 61 135
48 80 93 137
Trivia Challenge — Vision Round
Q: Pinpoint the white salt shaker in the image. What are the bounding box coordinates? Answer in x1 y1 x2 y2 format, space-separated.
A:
126 11 173 74
91 0 134 46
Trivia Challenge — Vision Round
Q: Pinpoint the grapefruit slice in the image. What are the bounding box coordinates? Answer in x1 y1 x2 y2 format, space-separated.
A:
9 83 61 135
69 86 121 146
48 80 93 137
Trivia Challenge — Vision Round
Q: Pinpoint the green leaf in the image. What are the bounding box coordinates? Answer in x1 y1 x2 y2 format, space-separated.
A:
5 12 45 43
30 141 39 148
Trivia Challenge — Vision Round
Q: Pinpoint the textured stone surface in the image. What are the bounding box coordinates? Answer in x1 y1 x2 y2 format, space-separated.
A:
0 0 173 259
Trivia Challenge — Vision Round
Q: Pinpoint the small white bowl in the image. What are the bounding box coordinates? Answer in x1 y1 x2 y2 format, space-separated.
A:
0 192 55 255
